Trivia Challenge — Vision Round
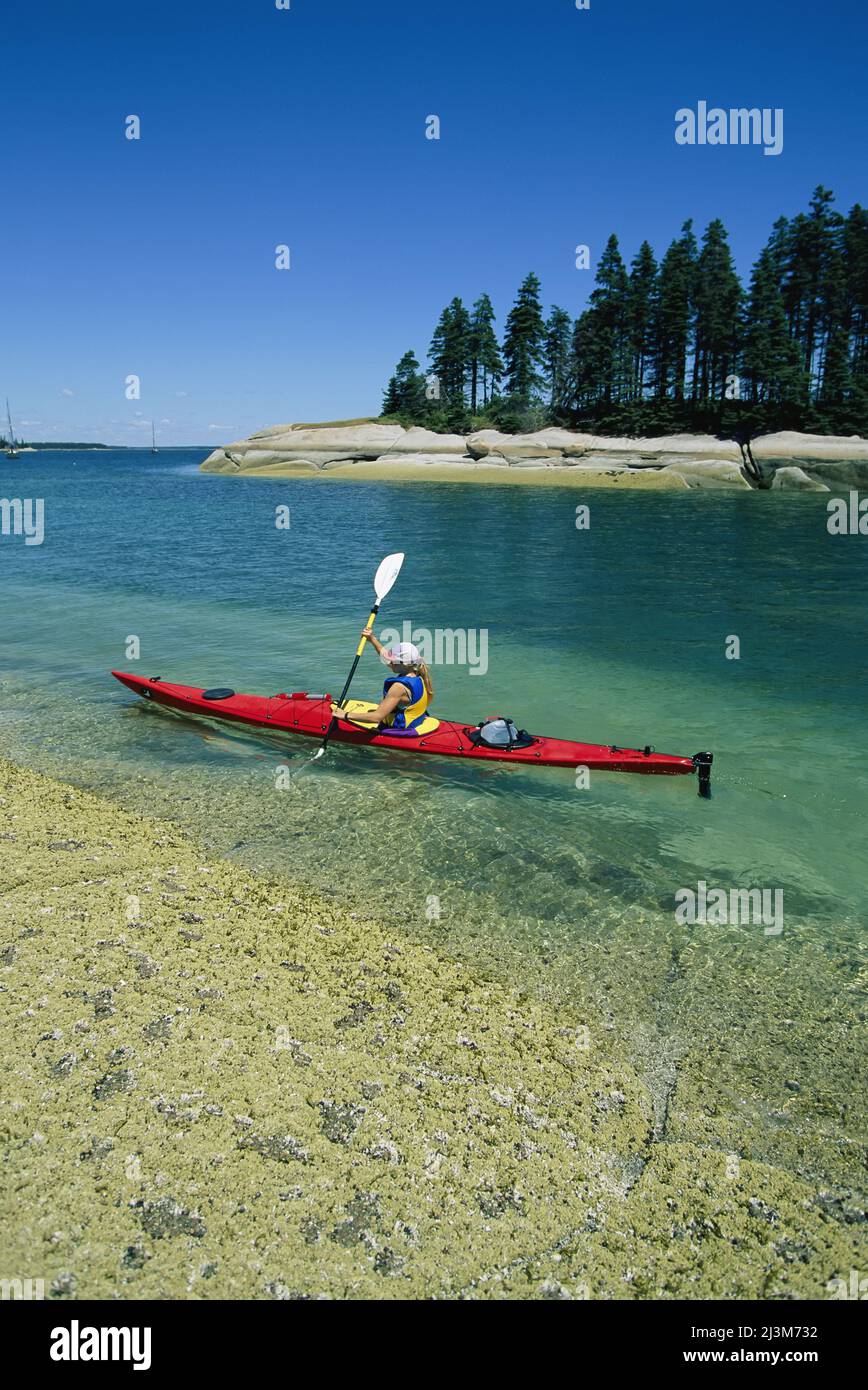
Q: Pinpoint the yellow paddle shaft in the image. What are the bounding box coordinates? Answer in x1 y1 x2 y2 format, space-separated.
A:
355 607 378 657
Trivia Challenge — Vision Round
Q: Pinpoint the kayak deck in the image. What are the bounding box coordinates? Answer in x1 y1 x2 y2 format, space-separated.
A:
111 671 713 793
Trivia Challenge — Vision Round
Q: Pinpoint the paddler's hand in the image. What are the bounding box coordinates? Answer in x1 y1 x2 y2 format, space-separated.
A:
361 626 375 642
331 703 348 719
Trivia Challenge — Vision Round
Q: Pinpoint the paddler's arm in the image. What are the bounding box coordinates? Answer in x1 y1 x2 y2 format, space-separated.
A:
360 626 385 656
332 687 407 726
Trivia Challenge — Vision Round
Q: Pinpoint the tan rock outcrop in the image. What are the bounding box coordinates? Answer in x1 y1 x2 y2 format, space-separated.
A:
770 466 830 491
200 422 868 489
663 460 752 489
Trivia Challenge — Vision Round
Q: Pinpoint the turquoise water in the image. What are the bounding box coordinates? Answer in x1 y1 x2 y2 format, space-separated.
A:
2 450 866 1185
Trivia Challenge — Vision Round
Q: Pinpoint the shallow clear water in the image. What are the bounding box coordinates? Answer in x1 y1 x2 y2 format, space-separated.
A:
2 450 866 1183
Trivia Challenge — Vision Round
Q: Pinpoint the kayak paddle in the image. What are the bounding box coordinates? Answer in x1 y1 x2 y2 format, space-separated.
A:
312 551 405 761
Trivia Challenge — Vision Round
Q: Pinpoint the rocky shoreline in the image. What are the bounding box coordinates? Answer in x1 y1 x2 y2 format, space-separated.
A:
201 423 868 491
1 756 863 1299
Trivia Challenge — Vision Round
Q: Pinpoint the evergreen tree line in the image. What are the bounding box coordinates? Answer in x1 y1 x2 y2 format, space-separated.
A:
381 187 868 438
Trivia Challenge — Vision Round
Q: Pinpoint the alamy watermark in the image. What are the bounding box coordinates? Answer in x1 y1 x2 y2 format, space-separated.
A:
675 880 783 935
827 1269 868 1300
1 1276 45 1300
379 622 489 676
827 492 868 535
50 1321 152 1370
675 102 783 157
0 497 44 545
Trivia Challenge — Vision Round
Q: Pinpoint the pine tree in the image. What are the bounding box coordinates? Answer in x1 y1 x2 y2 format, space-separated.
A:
502 273 546 403
569 310 596 417
782 187 843 395
545 306 573 416
381 350 426 419
627 241 658 402
468 294 503 411
692 220 742 403
740 248 806 406
817 215 850 410
382 375 401 417
819 327 852 415
428 298 471 421
843 204 868 411
653 220 697 401
587 235 631 407
765 215 791 282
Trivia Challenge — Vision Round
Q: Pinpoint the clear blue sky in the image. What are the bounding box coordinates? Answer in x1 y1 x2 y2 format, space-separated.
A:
4 0 865 444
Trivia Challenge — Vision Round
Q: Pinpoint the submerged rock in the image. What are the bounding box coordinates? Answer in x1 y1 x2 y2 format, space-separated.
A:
770 466 829 491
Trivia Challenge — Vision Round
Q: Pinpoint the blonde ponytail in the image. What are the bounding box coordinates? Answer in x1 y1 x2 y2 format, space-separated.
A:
416 660 434 699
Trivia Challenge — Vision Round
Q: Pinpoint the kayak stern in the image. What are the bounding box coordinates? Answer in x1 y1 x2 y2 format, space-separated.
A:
692 751 714 798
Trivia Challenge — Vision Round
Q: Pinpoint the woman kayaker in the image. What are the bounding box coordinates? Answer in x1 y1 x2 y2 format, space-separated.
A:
332 631 434 735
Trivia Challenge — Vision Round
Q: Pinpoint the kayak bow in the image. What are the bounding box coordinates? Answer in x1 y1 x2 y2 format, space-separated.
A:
111 671 713 796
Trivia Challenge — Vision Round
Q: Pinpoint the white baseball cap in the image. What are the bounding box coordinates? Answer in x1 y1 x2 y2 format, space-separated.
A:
381 642 421 667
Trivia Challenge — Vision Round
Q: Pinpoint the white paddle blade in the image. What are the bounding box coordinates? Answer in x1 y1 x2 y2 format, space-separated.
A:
374 552 404 602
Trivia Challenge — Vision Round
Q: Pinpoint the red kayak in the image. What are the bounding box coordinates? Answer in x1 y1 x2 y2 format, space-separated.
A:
111 671 713 795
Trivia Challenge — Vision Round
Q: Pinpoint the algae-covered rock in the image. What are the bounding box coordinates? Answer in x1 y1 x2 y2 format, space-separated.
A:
0 757 864 1300
664 460 752 489
359 452 471 470
800 459 868 488
770 466 830 491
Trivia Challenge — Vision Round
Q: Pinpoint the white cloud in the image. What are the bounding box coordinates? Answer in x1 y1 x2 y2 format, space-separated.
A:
175 390 189 398
60 388 74 397
208 423 232 431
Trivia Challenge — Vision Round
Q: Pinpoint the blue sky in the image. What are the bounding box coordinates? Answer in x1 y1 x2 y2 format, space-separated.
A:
4 0 865 444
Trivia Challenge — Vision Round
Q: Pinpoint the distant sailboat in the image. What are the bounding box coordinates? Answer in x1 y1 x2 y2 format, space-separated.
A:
5 399 19 457
151 421 158 454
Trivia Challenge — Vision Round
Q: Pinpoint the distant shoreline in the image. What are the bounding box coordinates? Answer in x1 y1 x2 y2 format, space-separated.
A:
2 444 213 452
